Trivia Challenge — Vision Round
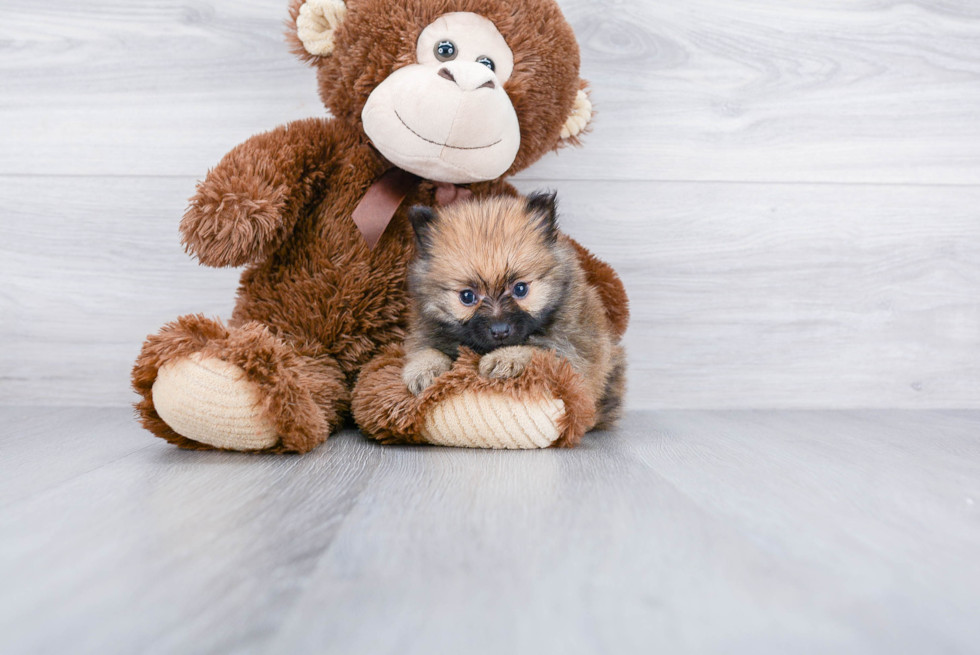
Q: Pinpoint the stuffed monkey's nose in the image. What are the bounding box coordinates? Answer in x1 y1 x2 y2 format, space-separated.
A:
489 323 511 341
437 63 497 92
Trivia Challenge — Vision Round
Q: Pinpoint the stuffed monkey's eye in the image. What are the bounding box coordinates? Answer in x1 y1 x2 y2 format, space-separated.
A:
476 56 495 72
435 40 457 61
459 289 478 306
513 282 529 298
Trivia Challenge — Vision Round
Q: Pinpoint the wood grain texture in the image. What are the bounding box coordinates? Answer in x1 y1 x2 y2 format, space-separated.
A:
0 175 240 406
1 0 979 182
518 179 980 409
3 176 978 408
0 407 385 655
1 407 978 653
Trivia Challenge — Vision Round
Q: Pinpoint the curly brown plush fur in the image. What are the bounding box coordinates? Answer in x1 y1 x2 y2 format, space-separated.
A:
132 0 629 453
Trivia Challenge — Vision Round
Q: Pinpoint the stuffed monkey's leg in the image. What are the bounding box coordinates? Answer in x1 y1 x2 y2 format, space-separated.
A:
353 346 596 449
133 315 348 453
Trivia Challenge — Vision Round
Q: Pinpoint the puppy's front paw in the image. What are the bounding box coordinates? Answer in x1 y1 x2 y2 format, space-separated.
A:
479 346 536 380
403 348 453 396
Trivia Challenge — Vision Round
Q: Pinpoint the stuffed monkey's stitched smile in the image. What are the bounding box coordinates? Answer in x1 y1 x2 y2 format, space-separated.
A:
394 110 503 150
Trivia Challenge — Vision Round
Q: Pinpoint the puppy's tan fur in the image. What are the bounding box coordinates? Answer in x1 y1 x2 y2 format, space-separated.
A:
403 194 625 425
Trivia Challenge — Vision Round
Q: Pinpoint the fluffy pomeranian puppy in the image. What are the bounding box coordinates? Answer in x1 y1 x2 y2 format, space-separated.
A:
402 192 625 427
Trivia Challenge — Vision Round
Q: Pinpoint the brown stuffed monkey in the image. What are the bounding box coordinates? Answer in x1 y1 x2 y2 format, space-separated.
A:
132 0 629 453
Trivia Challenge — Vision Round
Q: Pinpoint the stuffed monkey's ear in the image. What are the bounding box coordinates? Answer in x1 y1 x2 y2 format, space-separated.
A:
290 0 347 60
559 87 593 141
526 192 559 242
408 206 438 254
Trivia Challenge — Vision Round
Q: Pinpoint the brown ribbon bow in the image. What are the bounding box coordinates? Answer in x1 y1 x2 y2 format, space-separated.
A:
350 168 475 249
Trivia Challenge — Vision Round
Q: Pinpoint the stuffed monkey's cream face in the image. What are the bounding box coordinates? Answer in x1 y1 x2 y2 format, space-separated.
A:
362 12 521 184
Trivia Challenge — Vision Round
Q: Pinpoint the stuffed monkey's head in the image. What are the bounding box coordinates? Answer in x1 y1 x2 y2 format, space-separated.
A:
288 0 592 184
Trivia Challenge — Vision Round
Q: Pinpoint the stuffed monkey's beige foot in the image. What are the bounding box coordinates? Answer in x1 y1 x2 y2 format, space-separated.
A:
352 345 597 449
134 315 349 453
421 391 566 449
152 353 279 451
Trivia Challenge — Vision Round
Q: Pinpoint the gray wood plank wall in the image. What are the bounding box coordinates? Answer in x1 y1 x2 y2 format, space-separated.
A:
1 0 978 409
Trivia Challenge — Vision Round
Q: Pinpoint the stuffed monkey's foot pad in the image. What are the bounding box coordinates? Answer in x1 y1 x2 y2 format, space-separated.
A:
152 353 278 451
422 391 566 449
352 345 595 449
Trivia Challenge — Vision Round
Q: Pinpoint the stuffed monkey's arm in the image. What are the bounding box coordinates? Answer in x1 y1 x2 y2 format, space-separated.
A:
566 237 630 340
180 117 340 267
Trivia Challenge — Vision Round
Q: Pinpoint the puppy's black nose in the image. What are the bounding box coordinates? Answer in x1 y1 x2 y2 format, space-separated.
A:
489 323 511 340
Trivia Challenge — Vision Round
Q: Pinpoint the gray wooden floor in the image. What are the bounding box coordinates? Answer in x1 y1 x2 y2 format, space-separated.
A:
2 408 978 654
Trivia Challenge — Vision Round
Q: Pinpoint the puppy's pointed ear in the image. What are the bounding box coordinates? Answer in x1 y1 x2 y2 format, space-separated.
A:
288 0 347 64
559 87 593 143
408 205 438 255
526 191 559 242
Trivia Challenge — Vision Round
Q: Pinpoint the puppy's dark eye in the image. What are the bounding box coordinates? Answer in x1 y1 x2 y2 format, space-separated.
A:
435 40 457 61
476 56 495 71
459 289 478 306
513 282 529 298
